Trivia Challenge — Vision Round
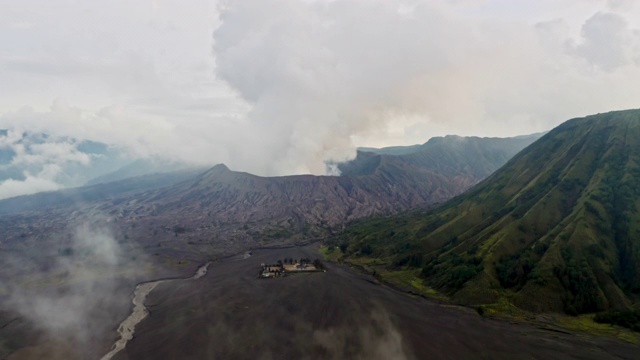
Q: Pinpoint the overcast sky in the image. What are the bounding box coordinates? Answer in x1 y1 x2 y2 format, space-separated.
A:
1 0 640 180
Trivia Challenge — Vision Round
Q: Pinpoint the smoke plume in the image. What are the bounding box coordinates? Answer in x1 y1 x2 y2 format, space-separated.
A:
3 221 146 358
313 307 412 360
2 1 640 178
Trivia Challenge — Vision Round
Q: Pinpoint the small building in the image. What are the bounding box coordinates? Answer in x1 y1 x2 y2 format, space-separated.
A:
260 259 324 278
259 264 285 278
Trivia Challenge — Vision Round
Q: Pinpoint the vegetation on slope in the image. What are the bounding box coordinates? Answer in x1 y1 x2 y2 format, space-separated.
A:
341 134 541 177
337 110 640 316
594 310 640 332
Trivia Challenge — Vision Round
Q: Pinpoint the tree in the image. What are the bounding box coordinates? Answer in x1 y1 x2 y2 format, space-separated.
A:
313 259 325 270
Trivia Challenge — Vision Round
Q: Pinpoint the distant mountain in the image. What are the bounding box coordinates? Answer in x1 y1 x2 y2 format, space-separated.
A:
0 168 208 215
357 144 423 156
0 132 541 257
341 110 640 315
0 130 202 200
35 133 537 253
356 133 543 158
86 158 201 186
341 134 542 177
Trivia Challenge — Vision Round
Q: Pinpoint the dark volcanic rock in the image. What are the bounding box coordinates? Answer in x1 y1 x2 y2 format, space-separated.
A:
0 134 540 256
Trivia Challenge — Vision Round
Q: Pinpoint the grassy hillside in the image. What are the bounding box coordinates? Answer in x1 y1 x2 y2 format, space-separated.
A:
338 110 640 316
341 134 541 178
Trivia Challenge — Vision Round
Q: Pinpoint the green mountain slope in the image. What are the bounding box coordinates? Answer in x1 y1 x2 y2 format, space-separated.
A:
340 134 542 177
357 133 543 158
341 110 640 315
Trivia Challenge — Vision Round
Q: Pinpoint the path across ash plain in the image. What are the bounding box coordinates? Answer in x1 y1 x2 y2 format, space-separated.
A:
116 245 639 360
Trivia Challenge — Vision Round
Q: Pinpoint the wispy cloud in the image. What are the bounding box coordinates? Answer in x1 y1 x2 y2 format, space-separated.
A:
5 221 146 357
1 0 640 176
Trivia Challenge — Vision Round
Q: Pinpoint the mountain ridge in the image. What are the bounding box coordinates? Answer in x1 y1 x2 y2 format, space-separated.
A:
356 133 545 157
340 109 640 315
0 133 541 256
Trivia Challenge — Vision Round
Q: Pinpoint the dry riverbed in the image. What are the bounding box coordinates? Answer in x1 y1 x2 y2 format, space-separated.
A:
101 262 211 360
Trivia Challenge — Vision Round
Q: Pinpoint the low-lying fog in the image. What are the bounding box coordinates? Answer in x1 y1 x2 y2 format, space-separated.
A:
0 219 152 359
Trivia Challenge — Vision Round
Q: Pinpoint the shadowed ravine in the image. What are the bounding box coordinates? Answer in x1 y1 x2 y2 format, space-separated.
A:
100 262 211 360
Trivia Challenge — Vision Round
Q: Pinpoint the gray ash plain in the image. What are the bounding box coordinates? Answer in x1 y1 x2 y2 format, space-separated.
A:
116 245 638 360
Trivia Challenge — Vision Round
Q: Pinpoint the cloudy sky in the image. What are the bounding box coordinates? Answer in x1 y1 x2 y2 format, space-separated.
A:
1 0 640 184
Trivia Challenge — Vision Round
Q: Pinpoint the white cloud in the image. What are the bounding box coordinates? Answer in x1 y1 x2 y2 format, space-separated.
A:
212 0 640 174
0 171 62 199
12 142 91 167
0 128 112 198
1 0 640 177
568 12 640 71
607 0 635 11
